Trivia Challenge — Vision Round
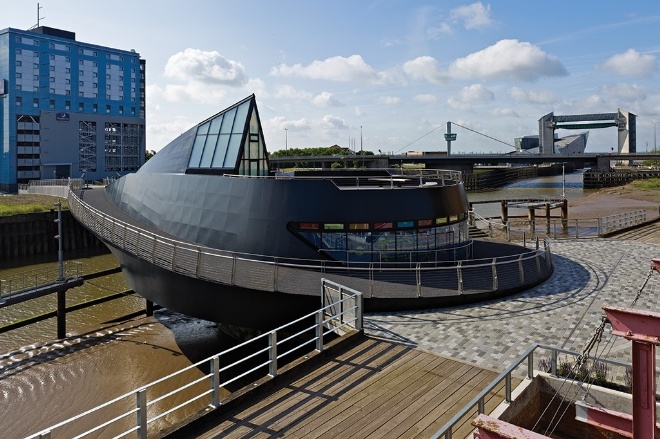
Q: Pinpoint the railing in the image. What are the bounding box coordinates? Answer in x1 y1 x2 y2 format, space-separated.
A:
235 168 464 189
67 189 554 300
431 343 637 439
26 278 362 439
0 261 83 300
505 210 647 241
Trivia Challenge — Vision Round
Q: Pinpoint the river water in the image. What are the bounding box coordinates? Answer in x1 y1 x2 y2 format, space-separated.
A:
0 170 591 437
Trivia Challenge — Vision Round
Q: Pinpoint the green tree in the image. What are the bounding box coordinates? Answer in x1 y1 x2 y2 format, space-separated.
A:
145 150 156 162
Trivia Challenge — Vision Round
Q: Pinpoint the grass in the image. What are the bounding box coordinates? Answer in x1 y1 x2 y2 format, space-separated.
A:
0 194 68 217
632 178 660 191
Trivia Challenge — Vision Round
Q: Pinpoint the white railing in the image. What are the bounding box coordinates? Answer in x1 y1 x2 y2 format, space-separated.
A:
26 278 362 439
67 189 553 300
431 343 638 439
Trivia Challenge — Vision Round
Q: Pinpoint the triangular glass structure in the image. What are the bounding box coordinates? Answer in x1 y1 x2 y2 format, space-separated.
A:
186 95 269 176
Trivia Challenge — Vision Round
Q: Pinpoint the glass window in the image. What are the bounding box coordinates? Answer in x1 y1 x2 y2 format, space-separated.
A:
397 221 414 229
16 97 22 106
16 60 22 67
299 223 319 230
324 223 344 230
436 217 448 225
16 48 22 55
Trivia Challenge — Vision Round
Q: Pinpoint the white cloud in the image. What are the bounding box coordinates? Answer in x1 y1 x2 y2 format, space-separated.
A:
354 107 365 117
147 116 196 151
312 91 344 107
490 108 520 117
321 115 349 130
509 86 560 105
600 49 658 78
450 39 567 81
460 84 494 102
379 96 401 105
413 94 437 103
270 55 394 84
450 2 494 30
429 2 494 37
164 48 247 86
402 56 450 84
275 84 311 100
601 83 647 101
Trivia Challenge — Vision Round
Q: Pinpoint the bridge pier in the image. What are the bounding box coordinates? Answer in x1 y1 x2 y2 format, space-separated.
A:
57 288 67 339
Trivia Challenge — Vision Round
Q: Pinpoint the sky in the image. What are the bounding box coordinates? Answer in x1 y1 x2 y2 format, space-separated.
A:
3 1 660 155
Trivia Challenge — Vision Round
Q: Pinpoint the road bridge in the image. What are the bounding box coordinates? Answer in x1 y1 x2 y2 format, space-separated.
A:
270 152 660 172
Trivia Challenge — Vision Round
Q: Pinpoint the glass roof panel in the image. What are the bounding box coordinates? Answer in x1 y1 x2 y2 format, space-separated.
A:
211 134 231 167
199 134 218 167
223 133 242 168
208 113 224 135
219 108 237 134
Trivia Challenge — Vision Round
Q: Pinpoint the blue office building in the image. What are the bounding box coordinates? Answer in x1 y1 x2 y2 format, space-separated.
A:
0 26 146 191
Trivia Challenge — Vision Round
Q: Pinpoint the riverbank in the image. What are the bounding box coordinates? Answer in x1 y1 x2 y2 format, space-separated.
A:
568 181 660 220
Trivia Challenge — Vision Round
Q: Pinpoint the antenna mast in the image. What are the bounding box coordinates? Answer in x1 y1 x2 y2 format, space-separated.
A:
28 3 45 30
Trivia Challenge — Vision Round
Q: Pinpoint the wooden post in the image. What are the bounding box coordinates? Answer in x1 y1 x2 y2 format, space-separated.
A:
561 198 568 232
545 203 551 234
500 200 508 224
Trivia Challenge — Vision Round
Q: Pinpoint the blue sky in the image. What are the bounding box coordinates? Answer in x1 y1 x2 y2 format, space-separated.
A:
4 1 660 154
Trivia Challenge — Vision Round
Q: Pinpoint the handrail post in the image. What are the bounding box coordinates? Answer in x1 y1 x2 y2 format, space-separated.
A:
136 388 147 439
268 331 278 377
210 356 220 408
551 349 558 376
527 350 534 379
478 397 485 414
315 310 324 352
457 261 463 294
491 258 498 290
505 373 512 403
355 293 363 331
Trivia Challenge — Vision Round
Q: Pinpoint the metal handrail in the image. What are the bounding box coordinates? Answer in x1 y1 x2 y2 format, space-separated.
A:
0 261 83 298
431 343 637 439
26 278 362 439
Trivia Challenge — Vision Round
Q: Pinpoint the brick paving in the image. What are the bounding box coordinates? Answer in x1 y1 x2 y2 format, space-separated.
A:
364 239 660 375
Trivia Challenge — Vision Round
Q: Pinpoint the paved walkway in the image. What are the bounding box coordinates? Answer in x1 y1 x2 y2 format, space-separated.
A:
364 239 660 375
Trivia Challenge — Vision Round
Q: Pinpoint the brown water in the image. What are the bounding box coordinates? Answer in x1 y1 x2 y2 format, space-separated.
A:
0 250 239 438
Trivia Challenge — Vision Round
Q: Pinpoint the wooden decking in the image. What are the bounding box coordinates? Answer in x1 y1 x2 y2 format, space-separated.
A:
167 335 518 439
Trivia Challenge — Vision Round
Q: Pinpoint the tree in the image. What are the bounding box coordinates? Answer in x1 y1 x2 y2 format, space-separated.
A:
145 150 156 162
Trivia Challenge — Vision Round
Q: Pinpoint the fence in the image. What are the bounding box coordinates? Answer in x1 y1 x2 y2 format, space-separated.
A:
0 261 83 299
471 210 648 242
431 343 638 439
26 278 362 439
67 189 554 301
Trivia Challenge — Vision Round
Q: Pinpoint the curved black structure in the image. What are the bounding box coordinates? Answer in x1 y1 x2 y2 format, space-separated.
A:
72 95 553 329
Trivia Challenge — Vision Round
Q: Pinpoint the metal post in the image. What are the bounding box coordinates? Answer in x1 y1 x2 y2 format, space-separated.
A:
505 373 512 403
527 351 534 379
315 310 324 352
136 389 147 439
55 201 63 281
268 331 278 377
210 356 220 408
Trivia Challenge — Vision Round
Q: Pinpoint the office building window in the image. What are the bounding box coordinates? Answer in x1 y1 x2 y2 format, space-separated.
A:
79 92 84 97
33 51 39 57
79 81 84 87
119 106 123 114
16 85 22 91
16 48 22 55
65 90 71 96
50 77 55 83
50 88 55 93
49 99 55 109
16 60 22 67
33 98 39 107
79 102 84 111
50 54 55 60
106 105 111 113
93 103 98 113
33 63 38 69
33 75 39 81
16 97 22 106
65 68 70 74
16 72 22 79
65 101 70 110
131 107 135 115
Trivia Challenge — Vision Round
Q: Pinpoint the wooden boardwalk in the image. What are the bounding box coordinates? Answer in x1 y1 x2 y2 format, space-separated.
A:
167 335 518 439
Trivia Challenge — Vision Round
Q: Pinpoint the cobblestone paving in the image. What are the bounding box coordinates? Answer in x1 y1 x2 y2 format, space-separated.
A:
364 239 660 376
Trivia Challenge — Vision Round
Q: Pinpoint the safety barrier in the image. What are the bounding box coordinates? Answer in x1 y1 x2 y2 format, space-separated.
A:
0 261 82 299
431 343 638 439
67 189 553 300
26 278 362 439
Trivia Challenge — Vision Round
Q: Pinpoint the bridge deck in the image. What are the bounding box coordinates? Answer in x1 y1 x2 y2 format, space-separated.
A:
167 335 517 439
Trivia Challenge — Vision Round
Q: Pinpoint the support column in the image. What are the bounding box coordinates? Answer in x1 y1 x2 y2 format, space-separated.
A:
146 299 154 317
632 341 655 438
57 289 66 339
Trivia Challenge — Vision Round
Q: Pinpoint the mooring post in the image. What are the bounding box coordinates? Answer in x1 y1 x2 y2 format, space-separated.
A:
500 199 508 223
561 198 568 232
57 289 66 339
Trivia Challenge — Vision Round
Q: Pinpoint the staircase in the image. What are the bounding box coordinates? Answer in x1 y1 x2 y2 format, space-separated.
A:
469 225 489 239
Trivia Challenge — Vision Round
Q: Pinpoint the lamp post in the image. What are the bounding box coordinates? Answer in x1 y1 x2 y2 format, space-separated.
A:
653 121 659 152
285 128 288 155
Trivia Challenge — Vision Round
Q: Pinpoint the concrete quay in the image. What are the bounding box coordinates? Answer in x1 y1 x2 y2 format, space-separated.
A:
364 238 660 374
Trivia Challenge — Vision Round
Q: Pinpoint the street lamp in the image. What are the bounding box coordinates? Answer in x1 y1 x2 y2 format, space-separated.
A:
285 128 288 155
653 121 659 152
